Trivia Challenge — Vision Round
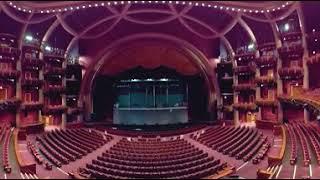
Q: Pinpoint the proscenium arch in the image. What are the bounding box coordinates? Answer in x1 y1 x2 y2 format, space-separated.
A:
79 33 219 121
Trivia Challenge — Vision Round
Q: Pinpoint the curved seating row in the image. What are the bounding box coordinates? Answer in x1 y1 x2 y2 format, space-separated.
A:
81 137 228 179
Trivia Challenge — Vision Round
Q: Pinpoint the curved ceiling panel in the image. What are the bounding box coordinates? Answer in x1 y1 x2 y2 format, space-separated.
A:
99 41 199 76
243 16 275 44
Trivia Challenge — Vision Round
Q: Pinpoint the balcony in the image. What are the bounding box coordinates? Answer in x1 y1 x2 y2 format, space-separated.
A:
0 98 21 111
278 67 303 80
43 67 66 77
234 52 256 63
0 46 20 56
255 76 276 86
281 32 302 42
307 53 320 65
221 105 233 112
278 45 304 60
255 99 277 107
21 102 43 111
258 42 276 52
21 79 43 88
255 56 277 68
67 107 83 116
22 58 44 69
0 70 20 80
233 84 256 92
233 65 255 75
43 85 66 95
0 55 18 63
233 103 257 111
42 105 68 115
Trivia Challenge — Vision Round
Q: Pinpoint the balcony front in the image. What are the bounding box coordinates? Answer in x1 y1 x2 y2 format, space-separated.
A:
42 105 68 115
278 67 303 80
0 70 20 80
255 99 277 107
256 56 277 68
278 44 304 59
43 67 66 77
21 79 43 88
0 98 21 111
255 76 277 86
233 102 257 111
0 46 20 56
233 84 256 92
233 65 256 76
43 85 66 95
21 101 43 111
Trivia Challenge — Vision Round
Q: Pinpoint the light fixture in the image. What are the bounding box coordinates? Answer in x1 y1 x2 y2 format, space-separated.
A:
25 35 33 42
248 43 255 50
45 45 52 52
284 23 290 32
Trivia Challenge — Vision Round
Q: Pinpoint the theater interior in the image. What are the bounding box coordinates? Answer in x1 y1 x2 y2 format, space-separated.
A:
0 1 320 179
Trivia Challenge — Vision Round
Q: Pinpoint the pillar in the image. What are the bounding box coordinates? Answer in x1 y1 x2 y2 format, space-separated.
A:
62 60 67 128
277 102 283 123
304 108 310 123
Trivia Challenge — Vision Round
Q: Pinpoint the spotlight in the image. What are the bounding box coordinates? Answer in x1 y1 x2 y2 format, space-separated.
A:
284 23 290 32
25 35 33 42
45 45 52 52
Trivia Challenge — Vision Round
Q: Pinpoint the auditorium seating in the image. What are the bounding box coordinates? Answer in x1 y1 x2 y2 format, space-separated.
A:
285 125 298 165
2 125 12 173
192 126 268 163
27 141 53 170
100 125 206 138
81 137 228 179
35 128 113 166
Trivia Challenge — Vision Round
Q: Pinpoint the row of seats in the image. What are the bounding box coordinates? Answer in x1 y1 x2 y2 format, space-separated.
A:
299 125 320 165
192 126 268 162
2 127 11 173
80 137 228 179
100 125 206 138
292 124 311 166
27 141 52 170
252 142 271 164
286 125 298 165
35 128 112 167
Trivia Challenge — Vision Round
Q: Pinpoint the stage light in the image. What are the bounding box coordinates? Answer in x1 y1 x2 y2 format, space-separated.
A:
248 43 255 50
284 23 290 32
160 78 168 81
25 35 33 42
45 45 52 52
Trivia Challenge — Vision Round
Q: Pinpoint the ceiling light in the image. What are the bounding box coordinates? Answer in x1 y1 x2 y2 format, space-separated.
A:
284 23 290 32
25 35 33 42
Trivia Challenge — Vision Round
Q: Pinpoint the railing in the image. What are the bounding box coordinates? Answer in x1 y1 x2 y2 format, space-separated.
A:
233 103 257 111
267 126 286 165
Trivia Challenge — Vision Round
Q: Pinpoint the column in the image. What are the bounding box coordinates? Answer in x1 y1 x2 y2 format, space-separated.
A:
303 55 309 90
61 60 67 128
304 108 310 123
16 47 22 127
39 59 44 123
277 102 283 123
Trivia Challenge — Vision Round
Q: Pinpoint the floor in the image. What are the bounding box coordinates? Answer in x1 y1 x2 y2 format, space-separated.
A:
2 125 320 179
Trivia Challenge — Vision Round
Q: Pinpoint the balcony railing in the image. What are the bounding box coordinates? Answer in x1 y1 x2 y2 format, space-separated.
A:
278 67 303 79
257 42 276 52
255 99 277 107
43 85 66 95
255 76 276 86
307 53 320 65
0 70 20 79
0 46 20 56
234 52 256 63
256 56 277 67
233 103 257 111
233 65 255 75
67 107 83 115
21 102 43 111
42 105 68 114
21 79 43 88
281 31 302 42
0 98 21 111
278 44 304 59
233 84 256 92
43 67 66 76
22 58 44 68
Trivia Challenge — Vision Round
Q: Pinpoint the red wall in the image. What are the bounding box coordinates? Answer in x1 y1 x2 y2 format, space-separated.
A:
20 111 38 126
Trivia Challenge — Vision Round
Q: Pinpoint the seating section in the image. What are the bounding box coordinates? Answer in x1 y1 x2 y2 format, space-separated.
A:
35 129 112 167
81 138 228 179
2 126 12 173
100 125 206 138
27 141 53 170
191 126 268 163
285 125 298 165
292 124 311 166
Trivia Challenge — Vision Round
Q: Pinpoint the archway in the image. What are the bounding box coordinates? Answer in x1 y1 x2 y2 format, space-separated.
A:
79 33 220 122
